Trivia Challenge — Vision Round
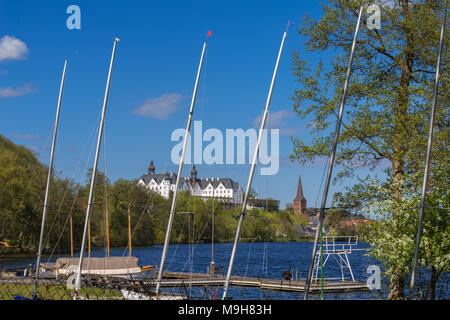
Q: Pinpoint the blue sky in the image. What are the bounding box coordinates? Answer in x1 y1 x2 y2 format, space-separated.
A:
0 0 381 209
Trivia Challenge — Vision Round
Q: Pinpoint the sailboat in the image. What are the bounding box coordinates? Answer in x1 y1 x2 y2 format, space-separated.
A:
222 25 290 300
303 8 363 300
154 31 211 298
53 203 155 278
32 39 154 287
34 59 68 296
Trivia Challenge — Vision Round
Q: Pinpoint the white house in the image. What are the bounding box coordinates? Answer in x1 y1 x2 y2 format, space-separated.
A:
138 161 243 205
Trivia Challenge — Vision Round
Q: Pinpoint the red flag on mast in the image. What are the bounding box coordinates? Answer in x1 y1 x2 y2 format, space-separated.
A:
207 31 213 37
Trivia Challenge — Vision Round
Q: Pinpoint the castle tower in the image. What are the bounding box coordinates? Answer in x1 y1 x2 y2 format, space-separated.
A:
148 160 155 174
190 165 197 184
293 176 307 214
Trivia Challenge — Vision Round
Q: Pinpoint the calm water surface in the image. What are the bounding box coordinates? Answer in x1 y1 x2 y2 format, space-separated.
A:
1 241 448 300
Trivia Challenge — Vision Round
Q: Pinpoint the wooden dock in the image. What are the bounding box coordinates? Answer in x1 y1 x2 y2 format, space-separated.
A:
1 271 369 296
155 271 369 294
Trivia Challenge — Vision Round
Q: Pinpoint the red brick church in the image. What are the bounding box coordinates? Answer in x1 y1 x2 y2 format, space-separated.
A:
293 176 307 214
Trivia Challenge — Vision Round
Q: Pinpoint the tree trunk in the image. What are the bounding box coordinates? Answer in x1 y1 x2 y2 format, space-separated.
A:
388 0 416 300
428 266 441 300
388 270 405 300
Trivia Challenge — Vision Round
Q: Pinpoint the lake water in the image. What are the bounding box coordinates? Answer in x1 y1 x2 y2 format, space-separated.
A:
1 241 448 300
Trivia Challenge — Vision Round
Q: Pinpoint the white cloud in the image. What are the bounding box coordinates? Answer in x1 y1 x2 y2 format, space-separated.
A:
252 110 299 136
0 35 29 62
0 84 37 98
132 93 184 120
10 133 41 141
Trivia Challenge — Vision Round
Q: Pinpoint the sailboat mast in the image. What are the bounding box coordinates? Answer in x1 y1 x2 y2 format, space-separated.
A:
410 0 448 290
303 7 363 300
222 28 288 300
211 200 214 276
88 218 91 257
155 33 210 296
70 210 73 257
106 205 110 258
128 203 132 257
34 59 67 296
75 38 120 290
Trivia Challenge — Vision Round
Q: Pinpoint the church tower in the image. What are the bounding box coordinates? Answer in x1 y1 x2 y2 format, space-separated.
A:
293 176 307 214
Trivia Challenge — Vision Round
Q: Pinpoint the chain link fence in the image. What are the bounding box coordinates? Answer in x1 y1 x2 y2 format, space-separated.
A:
0 266 188 300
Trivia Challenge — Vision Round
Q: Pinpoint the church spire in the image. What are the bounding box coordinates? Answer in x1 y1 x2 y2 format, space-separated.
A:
293 176 307 214
294 176 306 201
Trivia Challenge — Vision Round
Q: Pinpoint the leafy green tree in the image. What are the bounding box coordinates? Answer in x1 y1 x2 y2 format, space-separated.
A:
290 0 449 299
0 135 46 248
361 177 448 300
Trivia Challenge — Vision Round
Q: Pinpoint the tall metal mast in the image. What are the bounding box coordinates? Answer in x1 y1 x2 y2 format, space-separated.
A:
222 27 289 300
155 32 211 296
210 199 215 276
128 203 132 257
34 59 68 297
303 7 363 300
410 0 448 290
75 38 120 290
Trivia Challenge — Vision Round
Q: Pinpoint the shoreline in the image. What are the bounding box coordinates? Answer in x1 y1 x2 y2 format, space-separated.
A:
1 238 316 260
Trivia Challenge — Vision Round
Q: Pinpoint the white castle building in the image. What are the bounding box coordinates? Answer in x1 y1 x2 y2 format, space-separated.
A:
138 161 244 205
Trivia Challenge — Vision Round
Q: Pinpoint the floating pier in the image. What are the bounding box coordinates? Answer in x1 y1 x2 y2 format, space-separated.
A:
155 271 369 294
0 270 369 299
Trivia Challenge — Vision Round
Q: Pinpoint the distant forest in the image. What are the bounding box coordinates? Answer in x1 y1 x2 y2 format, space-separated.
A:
0 134 318 255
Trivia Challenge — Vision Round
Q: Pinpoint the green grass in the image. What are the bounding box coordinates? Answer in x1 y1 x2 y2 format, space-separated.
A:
0 283 124 300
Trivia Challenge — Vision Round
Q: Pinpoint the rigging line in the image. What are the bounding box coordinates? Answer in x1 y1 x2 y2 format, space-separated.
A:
42 109 101 227
43 174 93 266
119 193 155 257
41 150 94 254
189 211 192 297
190 202 195 291
166 211 189 271
43 211 71 268
166 206 194 272
261 241 266 276
315 156 330 209
43 177 85 266
45 144 101 267
303 6 363 300
179 215 211 274
244 244 251 278
41 113 101 255
222 28 288 300
16 131 52 226
199 44 208 122
411 0 448 290
164 200 195 272
156 36 209 296
45 151 96 260
53 181 115 264
75 37 120 291
102 120 109 258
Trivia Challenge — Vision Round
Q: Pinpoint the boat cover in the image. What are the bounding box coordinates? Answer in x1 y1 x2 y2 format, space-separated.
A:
54 256 141 275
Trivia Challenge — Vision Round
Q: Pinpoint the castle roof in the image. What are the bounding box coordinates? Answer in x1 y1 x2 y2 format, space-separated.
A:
184 177 240 190
140 161 241 192
139 172 177 185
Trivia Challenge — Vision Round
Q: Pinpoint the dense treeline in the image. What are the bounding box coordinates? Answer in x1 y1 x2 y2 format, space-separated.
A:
0 135 310 255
